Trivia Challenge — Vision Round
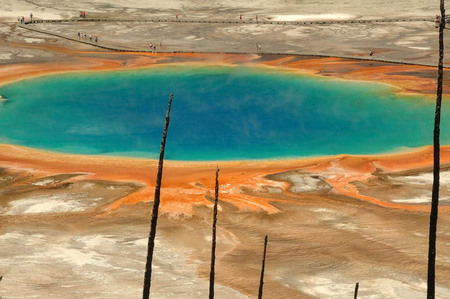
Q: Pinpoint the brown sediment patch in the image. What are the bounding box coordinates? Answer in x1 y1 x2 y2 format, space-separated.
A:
0 166 142 217
0 144 450 216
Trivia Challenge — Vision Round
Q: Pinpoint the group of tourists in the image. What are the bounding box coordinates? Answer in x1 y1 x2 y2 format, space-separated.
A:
435 14 450 27
17 13 32 24
78 32 98 43
239 14 259 21
149 42 163 52
79 11 87 18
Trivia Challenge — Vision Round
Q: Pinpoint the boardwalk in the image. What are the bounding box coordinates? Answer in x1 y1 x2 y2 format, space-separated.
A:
23 17 433 26
16 17 444 68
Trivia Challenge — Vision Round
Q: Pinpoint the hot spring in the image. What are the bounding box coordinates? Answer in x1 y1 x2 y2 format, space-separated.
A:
0 65 448 160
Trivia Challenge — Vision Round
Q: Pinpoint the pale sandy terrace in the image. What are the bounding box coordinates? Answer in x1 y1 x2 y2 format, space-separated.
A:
0 0 449 66
0 1 450 298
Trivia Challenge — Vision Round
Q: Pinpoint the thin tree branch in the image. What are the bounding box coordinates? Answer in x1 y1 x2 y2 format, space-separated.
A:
209 167 220 299
427 2 445 298
354 282 359 299
258 235 268 299
143 93 173 299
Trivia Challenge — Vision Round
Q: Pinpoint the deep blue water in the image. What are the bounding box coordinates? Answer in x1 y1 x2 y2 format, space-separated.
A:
0 65 448 160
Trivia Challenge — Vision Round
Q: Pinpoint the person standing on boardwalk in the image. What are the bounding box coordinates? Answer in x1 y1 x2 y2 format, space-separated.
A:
30 13 33 22
369 49 373 57
78 32 81 39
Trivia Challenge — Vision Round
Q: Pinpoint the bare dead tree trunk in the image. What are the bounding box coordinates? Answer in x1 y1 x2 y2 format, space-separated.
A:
209 167 220 299
428 2 445 298
143 94 173 299
354 282 359 299
258 235 268 299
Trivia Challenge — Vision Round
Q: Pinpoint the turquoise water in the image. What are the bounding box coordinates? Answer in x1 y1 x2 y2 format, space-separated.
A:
0 65 448 160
